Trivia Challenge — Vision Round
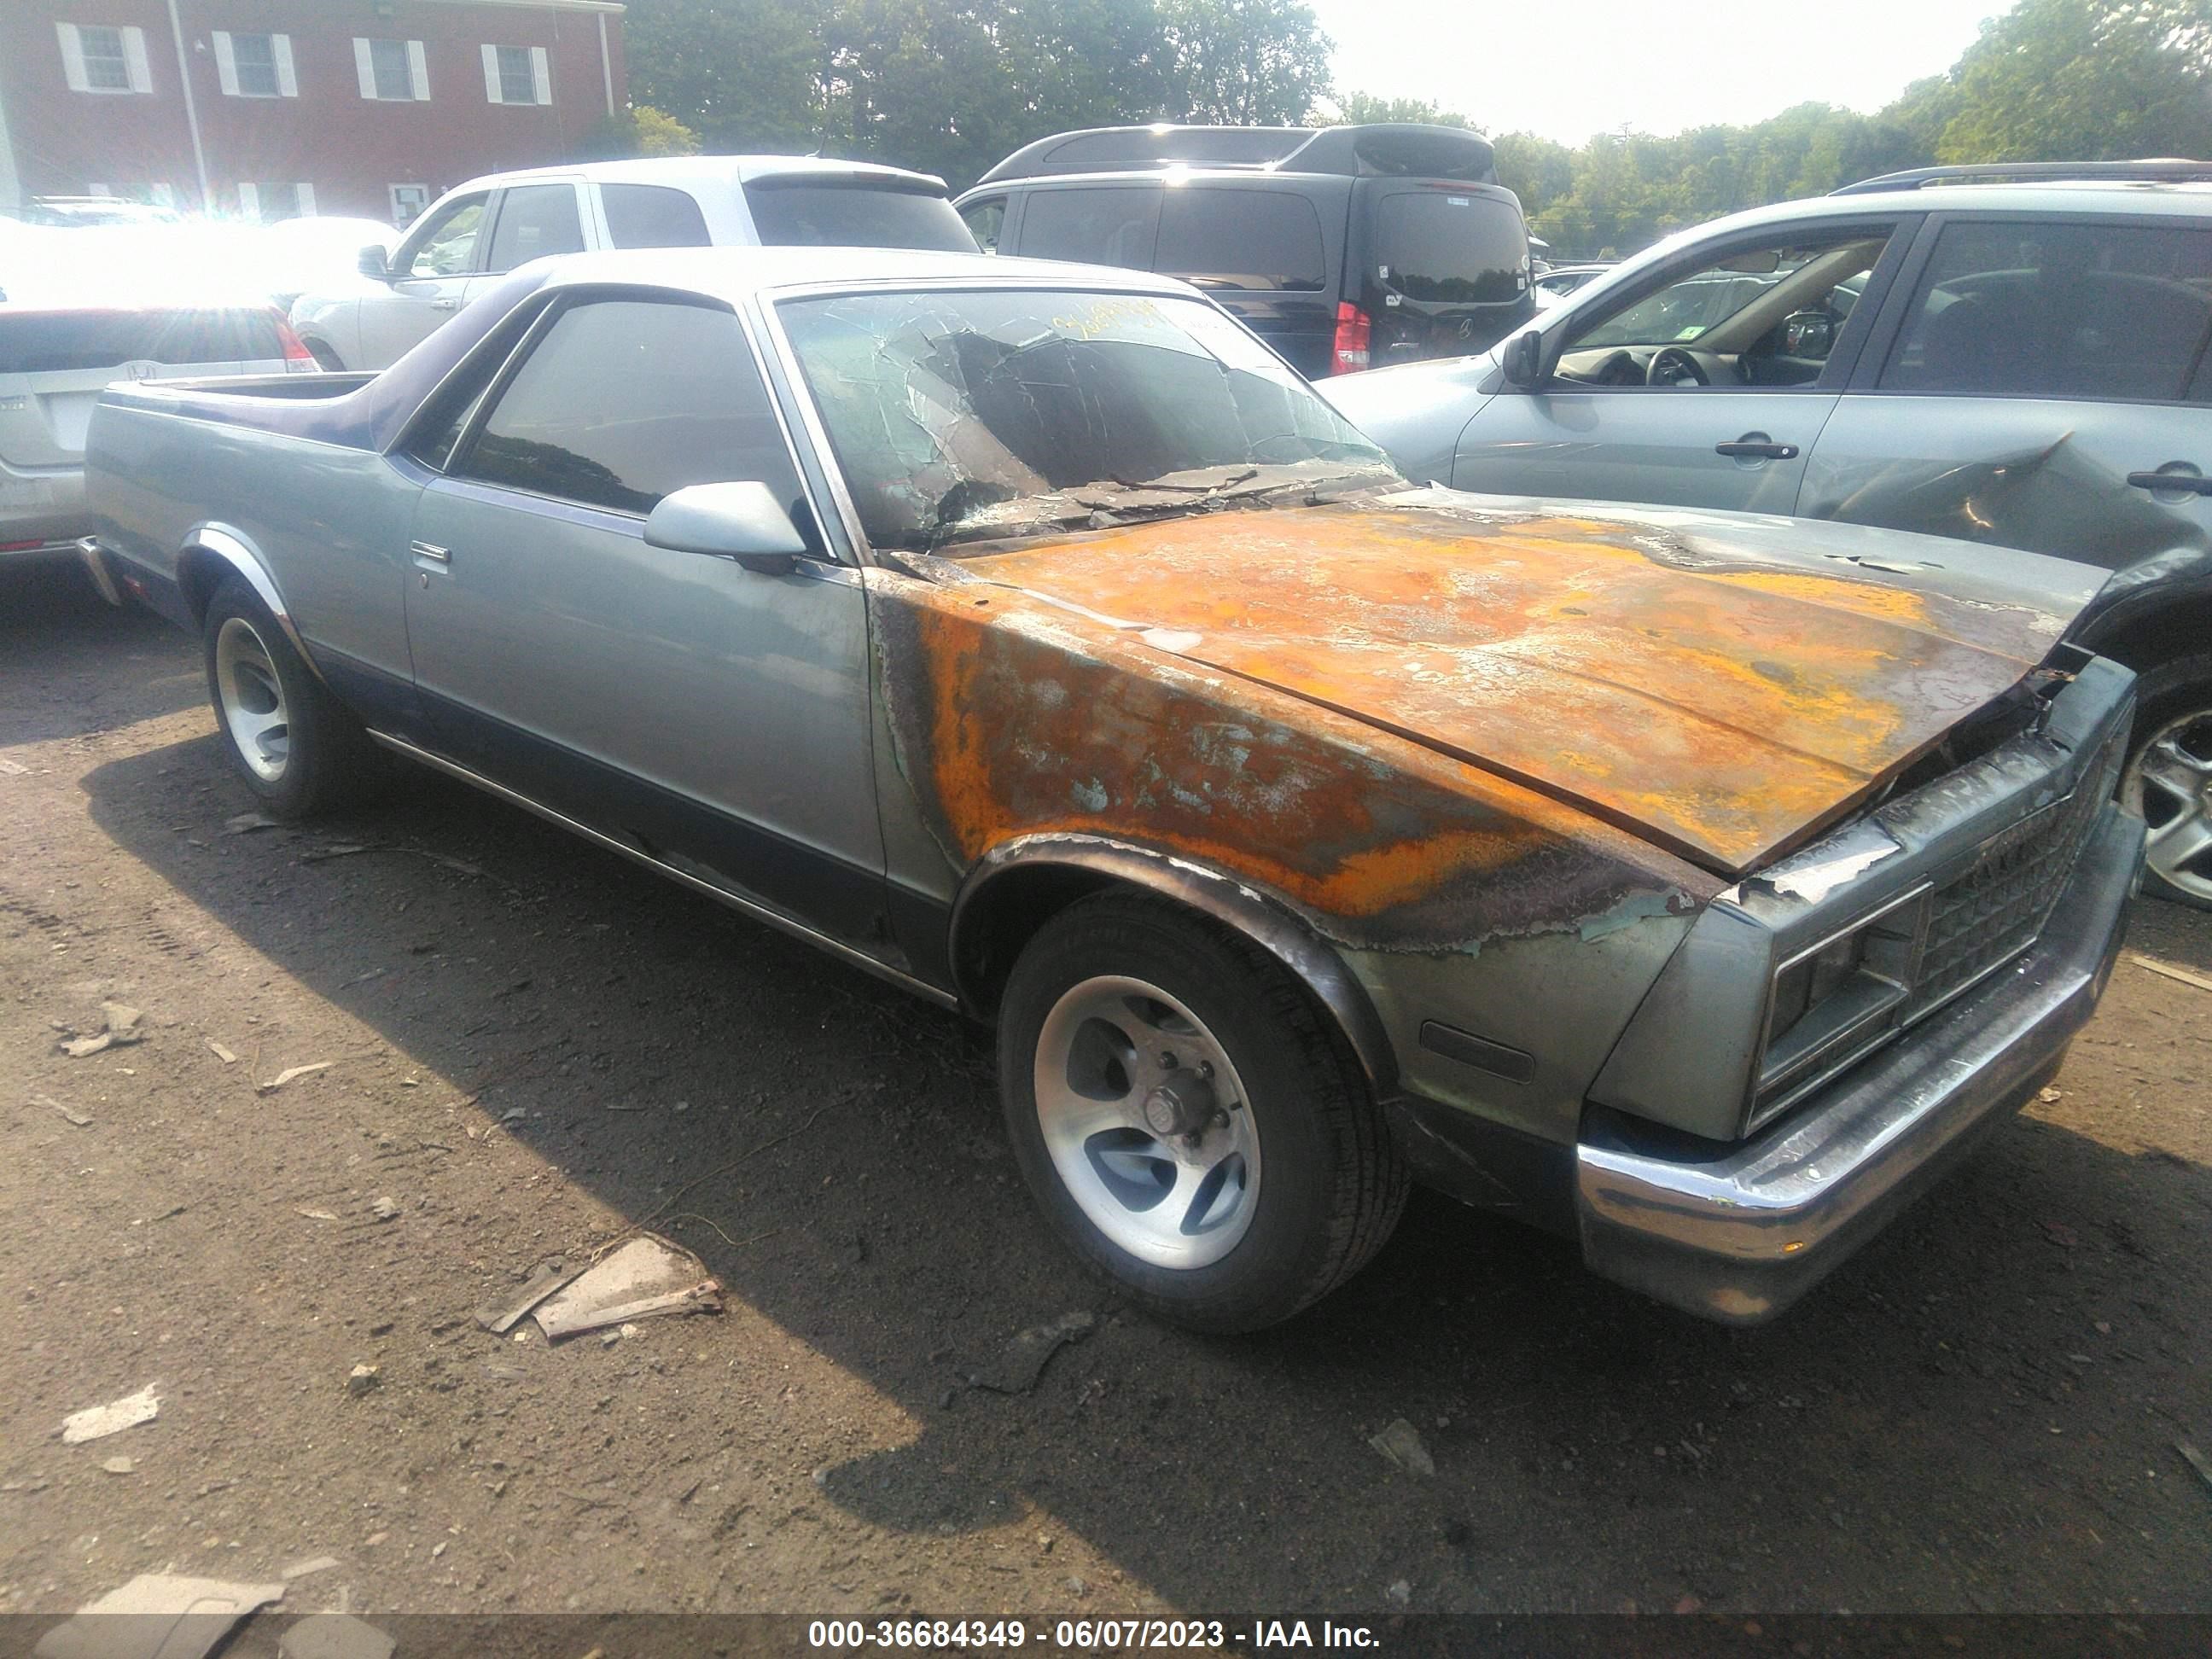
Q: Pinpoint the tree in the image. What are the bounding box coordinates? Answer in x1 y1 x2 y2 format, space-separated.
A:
1157 0 1334 124
1331 91 1471 128
621 0 826 151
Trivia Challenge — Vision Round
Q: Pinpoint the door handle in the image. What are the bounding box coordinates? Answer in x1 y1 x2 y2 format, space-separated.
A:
2127 468 2212 497
410 540 451 563
1715 439 1800 461
429 298 462 311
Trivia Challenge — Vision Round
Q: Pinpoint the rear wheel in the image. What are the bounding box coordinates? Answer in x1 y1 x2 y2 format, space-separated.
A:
998 894 1407 1331
2121 654 2212 911
202 575 387 818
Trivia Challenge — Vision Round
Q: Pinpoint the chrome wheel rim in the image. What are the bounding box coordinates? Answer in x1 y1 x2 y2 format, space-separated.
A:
214 616 290 783
2125 707 2212 904
1033 975 1260 1270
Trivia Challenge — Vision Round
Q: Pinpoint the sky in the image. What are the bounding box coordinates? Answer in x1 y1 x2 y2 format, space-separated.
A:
1310 0 2005 145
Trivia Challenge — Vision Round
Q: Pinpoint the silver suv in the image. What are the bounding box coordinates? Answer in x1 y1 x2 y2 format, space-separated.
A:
1326 161 2212 907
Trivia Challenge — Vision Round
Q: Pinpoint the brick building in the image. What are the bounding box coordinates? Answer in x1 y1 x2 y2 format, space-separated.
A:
0 0 627 226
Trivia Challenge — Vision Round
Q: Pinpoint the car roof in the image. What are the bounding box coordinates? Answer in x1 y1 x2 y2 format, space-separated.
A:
526 244 1201 305
1684 180 2212 238
450 154 951 196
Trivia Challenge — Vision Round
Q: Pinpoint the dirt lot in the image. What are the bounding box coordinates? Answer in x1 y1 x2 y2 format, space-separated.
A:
3 556 2209 1624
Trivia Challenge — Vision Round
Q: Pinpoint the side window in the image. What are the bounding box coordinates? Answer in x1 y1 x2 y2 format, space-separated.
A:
1016 186 1161 270
961 195 1006 254
401 193 488 276
402 297 554 471
1881 220 2212 401
455 298 803 518
601 183 711 248
486 184 585 273
1156 189 1324 292
1575 230 1897 358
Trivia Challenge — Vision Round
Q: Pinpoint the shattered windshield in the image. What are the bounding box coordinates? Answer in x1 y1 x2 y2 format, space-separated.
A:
776 288 1400 553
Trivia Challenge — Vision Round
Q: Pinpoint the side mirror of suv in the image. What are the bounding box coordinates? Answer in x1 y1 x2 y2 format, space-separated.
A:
357 244 393 280
1500 329 1551 390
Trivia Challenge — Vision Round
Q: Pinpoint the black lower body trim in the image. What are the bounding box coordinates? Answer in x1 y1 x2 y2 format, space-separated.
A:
1386 1095 1576 1236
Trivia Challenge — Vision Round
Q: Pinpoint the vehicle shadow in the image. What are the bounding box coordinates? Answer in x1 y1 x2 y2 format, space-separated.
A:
75 734 2212 1615
0 559 204 746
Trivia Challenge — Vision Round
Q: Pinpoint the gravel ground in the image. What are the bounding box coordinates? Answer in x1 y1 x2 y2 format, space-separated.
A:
3 556 2209 1625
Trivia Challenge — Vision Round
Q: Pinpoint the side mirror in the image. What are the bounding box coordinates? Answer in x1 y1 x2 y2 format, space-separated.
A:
357 244 392 279
643 481 809 574
1500 328 1551 390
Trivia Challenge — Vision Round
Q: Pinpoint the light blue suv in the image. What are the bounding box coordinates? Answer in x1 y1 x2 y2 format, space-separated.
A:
1326 161 2212 908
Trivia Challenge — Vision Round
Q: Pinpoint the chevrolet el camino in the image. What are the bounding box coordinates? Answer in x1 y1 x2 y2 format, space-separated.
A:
79 249 2145 1331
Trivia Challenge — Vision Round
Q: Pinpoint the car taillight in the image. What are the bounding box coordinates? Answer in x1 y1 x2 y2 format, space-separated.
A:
1331 302 1371 375
275 313 317 372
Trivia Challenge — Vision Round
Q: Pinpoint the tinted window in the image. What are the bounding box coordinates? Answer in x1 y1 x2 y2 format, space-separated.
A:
742 182 975 252
1373 190 1526 304
486 184 585 273
1883 221 2212 400
459 299 800 515
961 196 1006 254
1017 187 1161 269
602 183 711 248
403 194 487 276
1156 189 1324 292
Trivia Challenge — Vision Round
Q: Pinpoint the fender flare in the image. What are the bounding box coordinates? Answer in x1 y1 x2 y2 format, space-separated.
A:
177 524 328 685
948 832 1400 1094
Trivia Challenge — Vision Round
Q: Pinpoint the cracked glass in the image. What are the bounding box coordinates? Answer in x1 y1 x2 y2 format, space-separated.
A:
777 288 1399 555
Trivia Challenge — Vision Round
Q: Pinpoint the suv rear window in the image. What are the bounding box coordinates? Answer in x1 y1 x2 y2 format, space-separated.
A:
602 183 711 249
1156 190 1324 292
1374 190 1527 305
742 180 974 253
1016 187 1161 268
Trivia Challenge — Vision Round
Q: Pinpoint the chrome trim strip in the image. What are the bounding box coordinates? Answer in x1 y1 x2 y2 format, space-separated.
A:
409 539 451 563
178 523 329 687
74 538 125 605
365 731 958 1010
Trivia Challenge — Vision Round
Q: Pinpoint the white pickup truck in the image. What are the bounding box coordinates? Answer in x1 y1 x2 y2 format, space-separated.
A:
288 154 976 370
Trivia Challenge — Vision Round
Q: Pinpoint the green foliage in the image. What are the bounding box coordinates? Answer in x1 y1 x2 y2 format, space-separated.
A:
1331 92 1471 128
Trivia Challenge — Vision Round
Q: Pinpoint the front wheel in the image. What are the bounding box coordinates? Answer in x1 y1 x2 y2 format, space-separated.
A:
202 575 387 818
2122 668 2212 911
998 894 1407 1332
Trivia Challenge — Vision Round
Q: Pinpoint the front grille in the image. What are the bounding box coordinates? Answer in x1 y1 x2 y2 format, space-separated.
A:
1905 720 2125 1021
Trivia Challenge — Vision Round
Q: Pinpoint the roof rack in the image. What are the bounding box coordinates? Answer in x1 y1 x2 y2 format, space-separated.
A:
1832 159 2212 195
975 124 1498 188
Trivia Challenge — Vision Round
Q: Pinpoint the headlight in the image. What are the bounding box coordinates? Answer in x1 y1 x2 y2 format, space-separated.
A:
1751 885 1928 1129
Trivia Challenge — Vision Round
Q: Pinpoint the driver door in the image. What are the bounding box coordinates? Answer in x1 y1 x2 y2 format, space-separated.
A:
1451 219 1913 514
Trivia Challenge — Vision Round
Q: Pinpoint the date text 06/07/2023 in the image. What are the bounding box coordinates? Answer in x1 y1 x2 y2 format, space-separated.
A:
805 1618 1385 1650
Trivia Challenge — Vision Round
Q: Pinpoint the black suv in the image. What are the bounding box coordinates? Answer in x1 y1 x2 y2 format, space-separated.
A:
955 125 1535 379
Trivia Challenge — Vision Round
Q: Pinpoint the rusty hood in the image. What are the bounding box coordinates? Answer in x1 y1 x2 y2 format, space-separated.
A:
943 489 2104 876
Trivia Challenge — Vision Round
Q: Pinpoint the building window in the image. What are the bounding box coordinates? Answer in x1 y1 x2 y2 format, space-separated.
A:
238 183 317 223
58 22 152 95
354 37 428 102
214 32 295 99
390 183 432 226
481 44 550 106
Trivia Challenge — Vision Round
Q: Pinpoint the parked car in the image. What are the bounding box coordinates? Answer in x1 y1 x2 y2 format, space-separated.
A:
954 124 1536 378
252 215 400 308
1532 261 1611 306
288 155 976 370
1324 161 2212 908
84 247 2141 1333
19 195 183 228
2 222 311 566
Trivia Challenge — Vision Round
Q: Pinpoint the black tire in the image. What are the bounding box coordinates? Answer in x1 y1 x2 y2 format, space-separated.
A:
202 574 387 818
2122 650 2212 911
998 893 1408 1332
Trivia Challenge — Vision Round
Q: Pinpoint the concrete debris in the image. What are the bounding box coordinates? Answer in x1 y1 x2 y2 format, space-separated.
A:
259 1061 334 1093
475 1259 586 1335
280 1556 341 1581
1369 1417 1437 1477
207 1039 239 1064
34 1094 92 1127
346 1364 381 1397
102 1457 136 1475
61 1384 160 1443
57 1004 144 1058
533 1235 722 1340
369 1196 399 1222
32 1573 284 1659
963 1310 1097 1394
280 1614 397 1659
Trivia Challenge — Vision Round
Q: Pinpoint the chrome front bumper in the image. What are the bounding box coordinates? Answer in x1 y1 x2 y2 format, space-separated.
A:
1575 802 2143 1324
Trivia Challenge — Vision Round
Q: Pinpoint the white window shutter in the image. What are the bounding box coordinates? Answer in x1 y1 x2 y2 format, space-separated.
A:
353 38 375 98
481 44 502 103
57 23 89 93
408 40 429 101
122 27 152 93
275 36 297 98
212 32 239 96
296 183 317 215
531 47 550 106
238 182 260 219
